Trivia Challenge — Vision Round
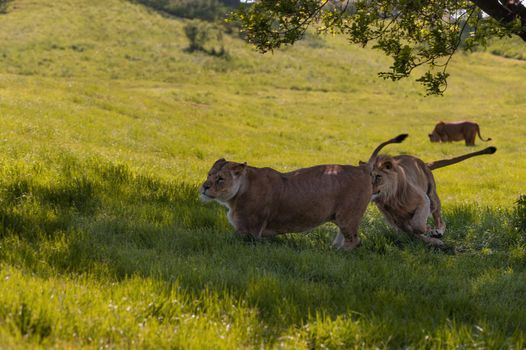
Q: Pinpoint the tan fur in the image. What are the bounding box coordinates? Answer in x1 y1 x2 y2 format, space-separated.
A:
199 134 408 251
428 121 491 146
371 146 497 247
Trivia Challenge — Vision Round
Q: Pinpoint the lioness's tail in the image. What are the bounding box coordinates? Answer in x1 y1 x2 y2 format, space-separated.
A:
427 146 496 170
476 125 492 142
366 134 408 166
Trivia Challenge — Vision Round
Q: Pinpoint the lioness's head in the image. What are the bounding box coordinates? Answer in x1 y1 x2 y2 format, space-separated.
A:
428 131 440 142
370 156 401 201
199 158 247 203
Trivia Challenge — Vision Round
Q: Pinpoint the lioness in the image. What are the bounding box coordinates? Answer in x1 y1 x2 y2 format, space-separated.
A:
370 146 497 246
199 134 408 251
428 121 491 146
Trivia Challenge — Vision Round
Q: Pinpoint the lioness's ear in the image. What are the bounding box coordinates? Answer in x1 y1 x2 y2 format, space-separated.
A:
231 162 247 177
213 158 226 166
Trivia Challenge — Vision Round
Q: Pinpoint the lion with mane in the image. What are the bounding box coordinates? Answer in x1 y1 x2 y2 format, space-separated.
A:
370 145 497 246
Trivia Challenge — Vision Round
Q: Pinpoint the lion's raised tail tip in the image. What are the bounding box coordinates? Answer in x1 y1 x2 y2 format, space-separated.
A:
393 134 409 143
486 146 497 154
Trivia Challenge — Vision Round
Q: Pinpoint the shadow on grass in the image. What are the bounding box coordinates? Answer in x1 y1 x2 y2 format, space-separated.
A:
0 157 525 346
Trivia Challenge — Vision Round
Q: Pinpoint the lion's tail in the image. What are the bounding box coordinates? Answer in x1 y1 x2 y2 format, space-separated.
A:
427 146 496 170
476 125 492 142
366 134 408 167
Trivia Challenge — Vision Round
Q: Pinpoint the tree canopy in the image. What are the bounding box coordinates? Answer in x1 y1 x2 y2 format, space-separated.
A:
234 0 526 94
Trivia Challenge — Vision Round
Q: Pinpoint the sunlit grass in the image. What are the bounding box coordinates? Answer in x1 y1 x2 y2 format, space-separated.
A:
0 0 525 348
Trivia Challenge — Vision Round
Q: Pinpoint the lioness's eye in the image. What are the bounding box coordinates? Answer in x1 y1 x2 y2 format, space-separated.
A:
216 177 224 184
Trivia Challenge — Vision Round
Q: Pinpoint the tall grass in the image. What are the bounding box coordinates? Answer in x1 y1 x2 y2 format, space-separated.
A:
0 0 525 348
0 155 524 348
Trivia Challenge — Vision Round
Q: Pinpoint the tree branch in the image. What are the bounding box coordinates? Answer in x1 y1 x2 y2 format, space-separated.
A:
470 0 526 40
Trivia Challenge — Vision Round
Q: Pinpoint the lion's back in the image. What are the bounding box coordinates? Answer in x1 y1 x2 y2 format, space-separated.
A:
441 121 478 138
395 155 435 192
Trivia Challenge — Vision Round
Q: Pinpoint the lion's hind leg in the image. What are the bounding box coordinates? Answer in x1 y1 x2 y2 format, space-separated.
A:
336 224 361 251
334 208 366 251
465 129 476 146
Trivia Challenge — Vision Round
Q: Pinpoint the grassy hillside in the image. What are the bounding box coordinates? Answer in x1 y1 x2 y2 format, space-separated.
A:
0 0 525 348
487 36 526 61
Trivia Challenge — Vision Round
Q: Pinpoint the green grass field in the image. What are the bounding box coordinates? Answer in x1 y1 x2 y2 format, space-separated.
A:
0 0 525 348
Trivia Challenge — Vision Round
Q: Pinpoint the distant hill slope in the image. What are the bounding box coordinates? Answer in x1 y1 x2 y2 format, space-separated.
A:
0 0 523 91
486 36 526 60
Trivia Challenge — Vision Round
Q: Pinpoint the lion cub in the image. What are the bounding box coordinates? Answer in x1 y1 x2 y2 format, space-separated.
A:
370 146 497 246
199 134 408 251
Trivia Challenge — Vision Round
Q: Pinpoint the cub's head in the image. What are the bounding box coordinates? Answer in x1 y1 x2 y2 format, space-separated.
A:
370 156 401 202
199 158 247 203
